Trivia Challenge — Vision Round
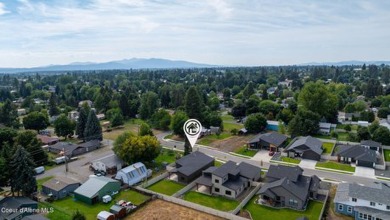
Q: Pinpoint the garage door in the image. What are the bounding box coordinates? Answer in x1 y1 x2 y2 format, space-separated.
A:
357 160 373 168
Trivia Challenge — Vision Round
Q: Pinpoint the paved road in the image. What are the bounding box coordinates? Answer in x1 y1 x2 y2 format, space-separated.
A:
37 139 115 181
156 132 388 186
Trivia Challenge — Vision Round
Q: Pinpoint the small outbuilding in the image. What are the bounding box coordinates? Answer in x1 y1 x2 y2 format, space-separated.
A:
115 162 152 186
110 205 127 219
97 211 115 220
74 176 121 205
42 176 81 199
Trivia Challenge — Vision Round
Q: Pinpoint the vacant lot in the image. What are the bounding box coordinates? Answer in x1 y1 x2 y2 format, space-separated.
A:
244 196 324 220
102 119 143 140
183 191 239 212
147 179 185 196
234 145 257 157
126 199 223 220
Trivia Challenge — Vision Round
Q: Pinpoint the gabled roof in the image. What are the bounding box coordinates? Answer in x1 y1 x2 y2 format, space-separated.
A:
36 135 59 145
286 136 323 155
237 162 261 180
258 177 309 201
266 164 303 183
78 139 100 148
334 182 390 205
93 154 124 168
257 132 287 147
336 145 377 163
74 176 119 198
360 140 381 149
175 151 214 176
42 176 80 191
118 162 146 175
212 161 239 178
49 142 78 155
0 197 37 209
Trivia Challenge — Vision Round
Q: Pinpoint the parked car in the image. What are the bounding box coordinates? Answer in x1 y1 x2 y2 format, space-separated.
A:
34 166 45 175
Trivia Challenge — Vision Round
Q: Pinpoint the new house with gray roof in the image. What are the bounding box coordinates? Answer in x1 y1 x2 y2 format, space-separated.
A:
0 197 38 220
334 182 390 220
336 144 377 168
169 151 214 184
257 164 321 210
247 132 287 152
284 136 323 161
195 161 261 199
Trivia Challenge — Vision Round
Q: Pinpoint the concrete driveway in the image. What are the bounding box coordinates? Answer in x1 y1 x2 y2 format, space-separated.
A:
354 166 376 178
299 159 318 169
251 150 272 163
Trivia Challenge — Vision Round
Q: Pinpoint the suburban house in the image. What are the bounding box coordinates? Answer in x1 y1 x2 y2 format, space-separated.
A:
42 176 81 199
336 144 377 168
74 176 121 205
278 79 293 88
169 151 214 184
78 100 93 108
17 108 27 116
48 140 101 157
115 162 152 186
0 197 38 220
338 112 361 123
267 87 278 95
334 182 390 220
247 132 288 152
360 140 382 153
284 136 323 161
318 122 333 135
379 115 390 131
238 128 248 135
22 214 50 220
257 164 321 210
91 154 125 175
37 134 59 145
195 161 261 199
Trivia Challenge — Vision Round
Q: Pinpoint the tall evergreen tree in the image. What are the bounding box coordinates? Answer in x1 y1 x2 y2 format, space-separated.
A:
184 136 192 155
0 143 14 187
76 105 90 140
0 99 19 128
119 93 131 118
84 110 102 141
15 130 48 166
10 146 37 196
49 93 60 116
184 86 203 121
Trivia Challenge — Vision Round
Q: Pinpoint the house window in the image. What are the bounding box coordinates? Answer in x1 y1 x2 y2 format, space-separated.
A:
387 205 390 210
376 218 383 220
359 213 363 219
215 179 219 184
338 204 343 211
368 215 372 220
215 188 220 193
347 206 352 213
370 202 375 206
363 214 367 219
225 190 231 196
352 198 357 202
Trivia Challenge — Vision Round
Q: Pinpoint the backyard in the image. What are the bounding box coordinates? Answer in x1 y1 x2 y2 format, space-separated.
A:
234 145 257 157
102 119 144 140
244 197 324 220
40 189 150 220
322 142 335 154
384 149 390 162
183 191 239 212
316 161 355 172
147 179 185 196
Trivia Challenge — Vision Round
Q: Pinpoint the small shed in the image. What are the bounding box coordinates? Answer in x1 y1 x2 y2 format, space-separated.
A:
115 162 152 186
110 205 127 219
42 176 80 199
97 211 115 220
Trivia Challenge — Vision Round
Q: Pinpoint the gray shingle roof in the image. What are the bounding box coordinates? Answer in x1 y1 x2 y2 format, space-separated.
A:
286 136 323 155
266 164 303 183
336 145 377 163
93 154 124 169
222 177 248 190
212 161 239 178
175 151 214 176
42 176 80 191
361 140 381 149
354 206 390 219
238 162 261 180
78 139 100 148
258 177 309 201
256 132 287 147
334 182 390 205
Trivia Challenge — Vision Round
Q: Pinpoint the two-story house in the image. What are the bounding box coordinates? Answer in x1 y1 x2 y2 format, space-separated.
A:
195 161 261 199
334 182 390 220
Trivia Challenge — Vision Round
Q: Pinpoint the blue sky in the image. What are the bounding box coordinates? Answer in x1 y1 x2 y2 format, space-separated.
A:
0 0 389 67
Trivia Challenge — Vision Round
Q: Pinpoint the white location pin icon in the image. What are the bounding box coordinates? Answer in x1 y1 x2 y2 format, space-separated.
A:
183 119 202 149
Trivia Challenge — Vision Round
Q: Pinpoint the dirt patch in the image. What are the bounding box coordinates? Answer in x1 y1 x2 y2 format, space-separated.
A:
126 199 225 220
325 184 354 220
208 135 255 152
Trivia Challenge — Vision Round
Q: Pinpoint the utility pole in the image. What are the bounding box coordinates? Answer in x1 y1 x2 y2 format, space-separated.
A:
63 148 68 172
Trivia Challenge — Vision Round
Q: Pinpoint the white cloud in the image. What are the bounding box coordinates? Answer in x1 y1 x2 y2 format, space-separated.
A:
0 2 9 15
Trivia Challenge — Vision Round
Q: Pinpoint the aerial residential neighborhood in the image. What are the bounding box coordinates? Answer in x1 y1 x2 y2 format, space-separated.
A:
0 1 390 220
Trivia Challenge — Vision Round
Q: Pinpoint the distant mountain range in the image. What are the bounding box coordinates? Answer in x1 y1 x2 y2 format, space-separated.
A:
301 60 390 66
1 58 389 73
0 58 216 73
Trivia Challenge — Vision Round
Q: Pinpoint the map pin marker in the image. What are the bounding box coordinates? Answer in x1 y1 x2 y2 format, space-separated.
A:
183 119 202 149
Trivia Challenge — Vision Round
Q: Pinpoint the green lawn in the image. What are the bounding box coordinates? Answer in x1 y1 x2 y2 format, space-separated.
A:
41 189 150 220
103 119 144 140
183 191 239 212
147 179 185 196
234 145 257 157
316 161 355 172
37 176 54 191
313 134 331 139
223 122 243 131
155 149 181 165
384 149 390 162
221 114 235 121
337 132 349 141
244 197 324 220
281 156 300 164
198 133 231 145
322 142 334 154
215 160 224 167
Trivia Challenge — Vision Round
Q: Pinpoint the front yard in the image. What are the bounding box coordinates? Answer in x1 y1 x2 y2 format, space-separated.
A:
281 156 301 164
183 191 239 212
244 197 324 220
322 142 334 154
316 161 355 173
147 179 185 196
384 149 390 162
234 145 257 157
40 189 150 220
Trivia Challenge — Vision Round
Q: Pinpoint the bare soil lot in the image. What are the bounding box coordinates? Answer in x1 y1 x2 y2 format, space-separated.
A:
126 199 224 220
208 135 254 152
